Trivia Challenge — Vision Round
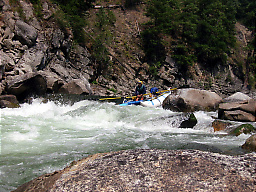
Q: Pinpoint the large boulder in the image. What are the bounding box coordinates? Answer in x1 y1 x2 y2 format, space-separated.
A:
17 44 47 70
223 92 252 103
162 88 222 112
218 99 256 122
242 134 256 152
0 50 15 71
0 94 20 108
222 110 255 122
38 71 64 93
14 20 38 47
59 79 92 95
14 149 256 192
6 72 47 101
69 45 91 71
0 50 15 79
49 61 72 81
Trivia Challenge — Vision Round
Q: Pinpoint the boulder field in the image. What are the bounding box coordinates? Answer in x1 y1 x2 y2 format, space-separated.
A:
162 89 256 122
14 149 256 192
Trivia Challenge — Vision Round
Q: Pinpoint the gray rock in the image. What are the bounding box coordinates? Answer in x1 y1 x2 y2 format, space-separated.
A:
2 38 13 49
3 12 16 30
42 2 53 20
59 79 92 95
52 29 64 49
163 88 222 112
223 110 255 122
14 149 256 192
14 20 38 47
0 94 20 108
38 71 64 93
179 113 197 128
50 62 72 81
212 119 232 132
0 81 6 95
242 134 256 152
15 63 33 74
19 0 41 30
218 100 256 122
223 92 252 103
0 60 5 80
0 50 15 72
6 72 47 101
17 46 46 70
69 45 91 70
0 50 16 80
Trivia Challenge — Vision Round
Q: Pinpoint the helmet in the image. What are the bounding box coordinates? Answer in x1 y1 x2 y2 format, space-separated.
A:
138 80 143 84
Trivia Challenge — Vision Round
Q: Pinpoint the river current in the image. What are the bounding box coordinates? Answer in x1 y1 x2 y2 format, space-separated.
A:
0 96 254 191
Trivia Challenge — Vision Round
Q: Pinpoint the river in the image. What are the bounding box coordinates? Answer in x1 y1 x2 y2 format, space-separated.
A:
0 96 254 191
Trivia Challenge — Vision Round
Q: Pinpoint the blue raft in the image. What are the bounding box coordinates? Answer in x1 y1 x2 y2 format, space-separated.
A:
119 100 142 106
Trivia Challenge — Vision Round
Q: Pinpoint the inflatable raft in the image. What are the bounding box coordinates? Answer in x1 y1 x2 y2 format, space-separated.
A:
119 100 142 106
119 92 171 107
140 92 171 107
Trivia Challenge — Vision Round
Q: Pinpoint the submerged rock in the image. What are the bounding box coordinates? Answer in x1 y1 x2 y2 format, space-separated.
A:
242 134 256 152
14 149 256 192
212 119 232 132
179 113 197 128
230 124 256 136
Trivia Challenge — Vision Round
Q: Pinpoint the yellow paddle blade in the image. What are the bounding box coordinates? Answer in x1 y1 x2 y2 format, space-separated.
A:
99 97 122 101
156 88 177 94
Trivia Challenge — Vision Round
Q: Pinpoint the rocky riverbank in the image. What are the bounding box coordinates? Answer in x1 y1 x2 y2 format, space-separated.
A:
14 149 256 192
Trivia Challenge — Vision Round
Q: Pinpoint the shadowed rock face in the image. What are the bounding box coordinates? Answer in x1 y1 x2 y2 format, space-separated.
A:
14 149 256 192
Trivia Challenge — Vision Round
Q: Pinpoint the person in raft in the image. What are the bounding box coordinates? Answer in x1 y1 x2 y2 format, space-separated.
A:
134 80 146 101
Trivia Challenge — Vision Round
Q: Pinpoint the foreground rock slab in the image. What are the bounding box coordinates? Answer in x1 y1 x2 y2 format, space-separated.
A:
14 149 256 192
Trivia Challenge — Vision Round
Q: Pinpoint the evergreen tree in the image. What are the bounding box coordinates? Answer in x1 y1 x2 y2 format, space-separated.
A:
196 0 237 66
53 0 95 44
143 0 237 74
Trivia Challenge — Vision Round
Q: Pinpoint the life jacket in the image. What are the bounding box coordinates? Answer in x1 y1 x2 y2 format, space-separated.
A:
150 87 159 94
136 84 146 94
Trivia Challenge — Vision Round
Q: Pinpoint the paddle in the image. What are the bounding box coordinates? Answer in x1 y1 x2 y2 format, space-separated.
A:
155 88 177 94
99 97 122 101
149 88 178 100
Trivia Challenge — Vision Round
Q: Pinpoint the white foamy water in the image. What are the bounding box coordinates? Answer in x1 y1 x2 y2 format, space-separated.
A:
0 98 254 191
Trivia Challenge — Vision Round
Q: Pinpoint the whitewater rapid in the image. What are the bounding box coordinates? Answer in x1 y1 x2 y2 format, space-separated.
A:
0 98 253 191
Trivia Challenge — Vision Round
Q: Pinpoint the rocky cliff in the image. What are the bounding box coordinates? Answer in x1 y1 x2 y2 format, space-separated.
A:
0 0 93 102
